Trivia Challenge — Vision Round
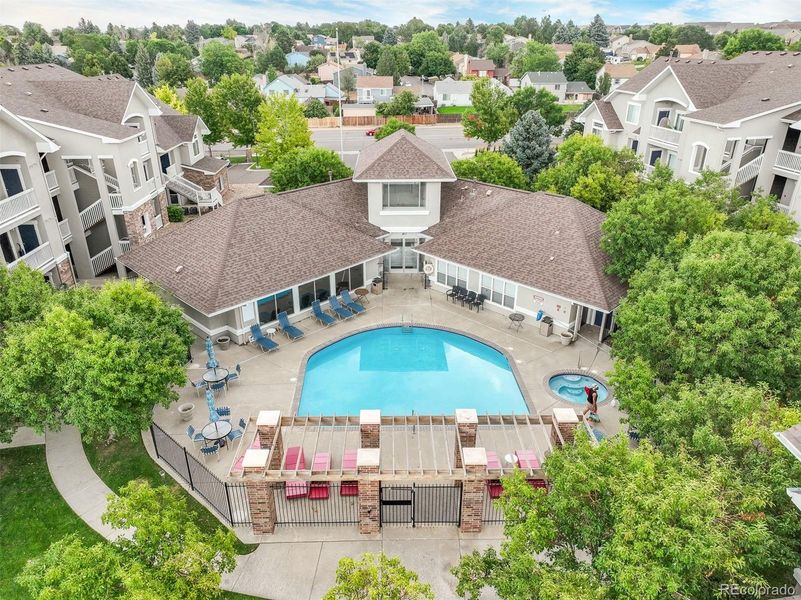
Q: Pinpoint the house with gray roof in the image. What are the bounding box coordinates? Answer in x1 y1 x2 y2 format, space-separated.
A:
520 71 568 101
119 130 625 344
433 77 512 107
578 52 801 233
0 64 230 284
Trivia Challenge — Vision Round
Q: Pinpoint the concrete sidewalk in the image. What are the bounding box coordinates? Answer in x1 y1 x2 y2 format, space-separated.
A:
45 426 131 542
221 526 503 600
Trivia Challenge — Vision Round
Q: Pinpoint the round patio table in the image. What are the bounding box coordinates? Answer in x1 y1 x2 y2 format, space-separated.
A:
202 367 229 385
508 313 525 332
201 420 232 446
354 287 370 304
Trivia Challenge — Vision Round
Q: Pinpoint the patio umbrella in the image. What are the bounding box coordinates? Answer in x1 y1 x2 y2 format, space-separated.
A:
205 389 219 421
205 336 218 370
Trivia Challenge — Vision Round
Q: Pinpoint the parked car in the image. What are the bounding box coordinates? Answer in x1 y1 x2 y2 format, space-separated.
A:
366 128 379 136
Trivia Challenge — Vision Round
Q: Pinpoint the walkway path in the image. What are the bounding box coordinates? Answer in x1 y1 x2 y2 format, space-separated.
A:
45 426 131 542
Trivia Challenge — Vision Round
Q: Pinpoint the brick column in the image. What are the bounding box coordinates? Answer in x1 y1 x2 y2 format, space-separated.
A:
242 449 275 534
256 410 283 470
357 448 381 534
454 408 478 468
360 409 381 449
55 257 76 287
551 408 579 447
460 447 487 533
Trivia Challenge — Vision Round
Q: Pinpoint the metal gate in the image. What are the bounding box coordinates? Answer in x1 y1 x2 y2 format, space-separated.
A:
380 483 461 527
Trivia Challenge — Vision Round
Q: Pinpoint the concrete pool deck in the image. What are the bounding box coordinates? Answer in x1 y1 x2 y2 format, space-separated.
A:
153 274 622 482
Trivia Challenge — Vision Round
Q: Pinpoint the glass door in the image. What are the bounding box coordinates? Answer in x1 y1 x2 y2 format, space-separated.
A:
387 235 423 272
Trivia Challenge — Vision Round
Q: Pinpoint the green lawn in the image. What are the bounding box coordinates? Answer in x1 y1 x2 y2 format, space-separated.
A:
0 445 104 598
438 105 472 114
227 155 249 164
84 436 257 555
559 103 586 115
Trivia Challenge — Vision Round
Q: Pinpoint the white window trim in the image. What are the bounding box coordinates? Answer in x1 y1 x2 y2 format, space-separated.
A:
0 164 26 199
128 159 141 190
625 102 641 125
689 142 710 175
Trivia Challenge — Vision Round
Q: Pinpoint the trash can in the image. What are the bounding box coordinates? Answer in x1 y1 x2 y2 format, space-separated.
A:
216 335 231 351
371 277 383 295
539 316 553 337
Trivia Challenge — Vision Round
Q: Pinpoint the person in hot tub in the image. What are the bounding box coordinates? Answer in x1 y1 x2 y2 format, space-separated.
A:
582 385 600 422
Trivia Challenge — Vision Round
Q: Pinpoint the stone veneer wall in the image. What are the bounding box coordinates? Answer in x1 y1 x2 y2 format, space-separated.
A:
182 166 229 192
123 192 168 247
56 257 76 287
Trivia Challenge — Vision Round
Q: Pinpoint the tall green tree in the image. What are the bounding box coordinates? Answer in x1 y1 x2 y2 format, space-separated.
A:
452 151 529 190
406 30 448 74
184 19 200 44
133 42 155 88
374 118 415 140
462 78 515 148
270 147 352 192
675 24 715 49
562 42 604 88
376 45 411 85
254 94 312 167
362 40 383 69
324 553 434 600
613 230 801 402
509 41 560 77
211 73 264 151
154 52 192 87
723 28 785 57
152 84 186 113
303 98 329 118
509 86 563 127
200 41 249 85
184 77 225 149
502 110 554 181
586 14 609 47
485 43 510 68
376 90 417 116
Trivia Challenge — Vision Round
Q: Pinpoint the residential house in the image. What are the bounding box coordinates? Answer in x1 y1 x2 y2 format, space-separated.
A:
285 51 311 69
609 35 631 54
256 74 341 104
596 63 638 92
120 130 626 344
465 59 496 78
332 64 370 89
399 76 434 98
356 76 394 104
0 64 229 284
577 53 801 231
520 72 569 102
565 81 594 103
351 35 375 48
675 44 702 58
551 44 573 64
433 77 512 107
310 34 337 48
616 40 662 60
318 62 341 82
451 53 469 75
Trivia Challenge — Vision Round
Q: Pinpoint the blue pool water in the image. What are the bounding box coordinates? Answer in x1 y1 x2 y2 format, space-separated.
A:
297 326 528 415
547 373 609 405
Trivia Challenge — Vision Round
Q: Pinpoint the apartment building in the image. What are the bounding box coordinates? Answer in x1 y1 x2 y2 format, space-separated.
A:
0 64 229 284
578 52 801 229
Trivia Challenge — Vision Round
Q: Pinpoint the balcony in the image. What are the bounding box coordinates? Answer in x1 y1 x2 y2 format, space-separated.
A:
59 219 72 244
79 198 104 230
775 150 801 177
109 193 124 210
735 154 764 186
0 188 39 229
9 241 54 272
119 239 131 254
649 125 681 146
165 164 180 179
45 170 59 192
90 246 115 276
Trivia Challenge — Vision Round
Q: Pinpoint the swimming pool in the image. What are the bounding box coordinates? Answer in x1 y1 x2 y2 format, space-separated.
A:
297 326 529 415
547 373 609 405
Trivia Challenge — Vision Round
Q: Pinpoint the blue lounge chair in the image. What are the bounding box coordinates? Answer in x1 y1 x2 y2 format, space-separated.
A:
227 418 248 443
341 290 366 314
277 311 304 340
226 364 241 385
312 300 336 326
249 324 279 352
328 296 354 320
200 445 219 461
186 425 205 446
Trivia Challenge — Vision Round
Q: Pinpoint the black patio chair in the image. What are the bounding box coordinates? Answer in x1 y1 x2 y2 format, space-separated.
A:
469 294 486 312
445 285 460 302
461 290 476 307
455 287 469 304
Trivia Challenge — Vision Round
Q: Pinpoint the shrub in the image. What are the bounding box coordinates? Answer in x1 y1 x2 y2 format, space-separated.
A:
166 205 184 223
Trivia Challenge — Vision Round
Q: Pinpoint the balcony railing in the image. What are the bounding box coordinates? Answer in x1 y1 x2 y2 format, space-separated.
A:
119 239 132 254
109 193 124 209
45 170 59 191
9 241 54 271
143 178 157 194
79 198 104 230
734 154 764 186
649 125 681 146
104 172 119 191
58 219 72 243
68 166 78 186
165 164 179 179
0 188 39 228
775 150 801 175
90 246 115 276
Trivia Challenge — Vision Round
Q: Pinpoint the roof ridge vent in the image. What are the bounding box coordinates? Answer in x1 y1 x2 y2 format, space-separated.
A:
765 51 773 55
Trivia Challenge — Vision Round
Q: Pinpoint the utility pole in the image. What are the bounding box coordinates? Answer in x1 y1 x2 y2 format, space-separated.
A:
336 28 344 159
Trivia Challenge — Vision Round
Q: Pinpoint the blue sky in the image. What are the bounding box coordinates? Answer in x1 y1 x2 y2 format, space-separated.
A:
10 0 800 31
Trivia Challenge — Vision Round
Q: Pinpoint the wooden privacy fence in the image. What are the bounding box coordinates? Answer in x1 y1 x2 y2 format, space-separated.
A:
307 114 458 128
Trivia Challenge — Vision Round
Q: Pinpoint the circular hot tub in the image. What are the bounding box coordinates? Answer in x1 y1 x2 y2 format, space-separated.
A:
546 371 610 405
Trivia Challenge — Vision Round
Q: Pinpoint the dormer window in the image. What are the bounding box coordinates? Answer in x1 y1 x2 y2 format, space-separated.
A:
382 183 427 209
192 136 200 156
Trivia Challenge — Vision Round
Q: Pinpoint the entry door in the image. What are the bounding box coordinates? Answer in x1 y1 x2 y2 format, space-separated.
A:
159 153 171 174
389 239 404 270
388 236 421 272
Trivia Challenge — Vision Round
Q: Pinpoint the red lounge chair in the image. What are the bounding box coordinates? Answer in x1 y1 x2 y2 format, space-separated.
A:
486 450 503 498
284 446 308 499
515 449 540 470
340 449 358 497
309 452 331 500
231 436 263 473
528 479 548 492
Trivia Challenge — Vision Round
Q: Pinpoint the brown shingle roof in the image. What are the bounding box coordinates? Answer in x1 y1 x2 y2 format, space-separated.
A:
153 114 199 150
418 181 627 312
352 130 456 182
615 53 801 124
593 100 623 130
183 156 229 174
356 76 393 89
119 193 391 315
601 63 638 79
468 58 496 71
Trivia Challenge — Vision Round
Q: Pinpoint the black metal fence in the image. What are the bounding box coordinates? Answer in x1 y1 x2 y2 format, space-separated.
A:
272 482 358 526
150 423 251 527
482 486 506 524
381 483 462 526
